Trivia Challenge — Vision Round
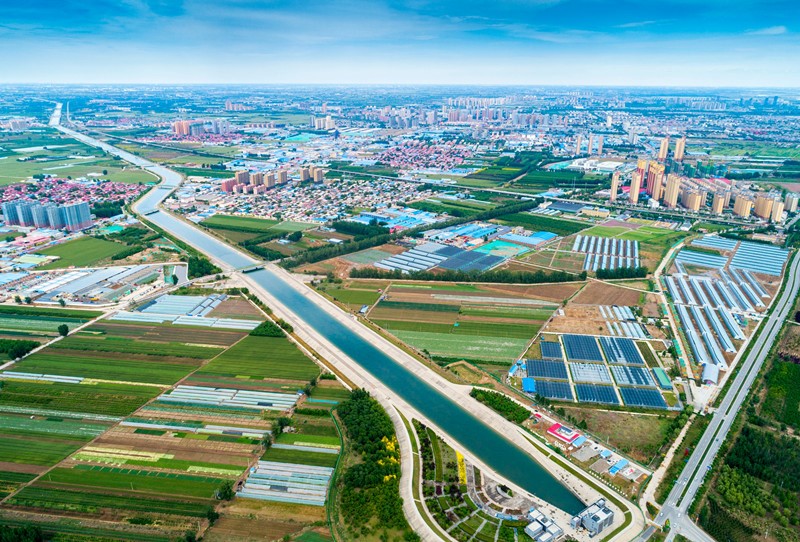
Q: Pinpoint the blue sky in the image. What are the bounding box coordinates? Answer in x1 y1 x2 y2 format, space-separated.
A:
0 0 797 86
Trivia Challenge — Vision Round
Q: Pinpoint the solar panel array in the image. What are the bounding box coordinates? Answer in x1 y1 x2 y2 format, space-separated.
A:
573 235 640 271
575 384 619 405
570 363 612 384
526 359 568 380
534 380 574 401
619 388 668 409
599 337 645 365
540 341 563 360
611 365 655 387
562 334 604 362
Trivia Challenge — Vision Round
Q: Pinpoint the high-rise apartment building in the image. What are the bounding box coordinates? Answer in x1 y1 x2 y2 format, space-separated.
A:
733 195 753 219
711 193 725 215
674 136 687 161
784 193 799 213
771 199 785 223
277 171 288 184
3 201 91 231
681 190 703 212
596 135 604 155
629 172 642 204
235 170 250 185
663 174 681 208
586 134 594 155
266 173 276 188
250 172 264 186
646 162 665 197
754 194 774 220
300 168 311 182
62 202 92 231
575 135 582 156
658 136 670 161
609 172 620 202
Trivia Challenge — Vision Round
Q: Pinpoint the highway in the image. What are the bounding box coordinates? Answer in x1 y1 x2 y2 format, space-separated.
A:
647 251 800 541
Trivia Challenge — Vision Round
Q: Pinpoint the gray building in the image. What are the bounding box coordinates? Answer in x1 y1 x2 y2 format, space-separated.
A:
570 499 614 537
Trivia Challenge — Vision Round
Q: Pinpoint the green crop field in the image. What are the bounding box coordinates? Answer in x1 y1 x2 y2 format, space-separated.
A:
53 336 224 359
9 486 212 518
44 465 225 499
459 306 557 320
379 301 460 312
0 413 109 440
9 351 200 385
0 305 101 319
375 319 539 339
36 237 131 269
324 286 381 306
0 380 160 417
0 436 83 466
202 214 278 231
261 447 338 468
0 313 89 336
271 220 315 232
198 336 320 382
495 212 588 237
389 330 529 362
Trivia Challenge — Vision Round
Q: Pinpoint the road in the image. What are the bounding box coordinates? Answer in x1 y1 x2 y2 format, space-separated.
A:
53 106 647 541
648 251 800 541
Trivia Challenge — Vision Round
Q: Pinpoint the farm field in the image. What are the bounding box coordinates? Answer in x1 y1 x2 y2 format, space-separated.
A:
36 236 134 269
6 320 230 385
0 286 345 539
349 281 563 364
197 335 320 383
202 214 278 232
0 305 97 339
0 130 156 185
494 212 588 237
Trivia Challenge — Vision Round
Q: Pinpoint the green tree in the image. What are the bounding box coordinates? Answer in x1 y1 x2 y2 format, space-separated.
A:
58 298 66 307
216 480 234 501
57 324 69 337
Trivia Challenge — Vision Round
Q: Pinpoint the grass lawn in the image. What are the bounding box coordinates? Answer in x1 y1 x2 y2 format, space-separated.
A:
36 237 129 269
202 215 278 232
389 329 528 362
198 335 320 382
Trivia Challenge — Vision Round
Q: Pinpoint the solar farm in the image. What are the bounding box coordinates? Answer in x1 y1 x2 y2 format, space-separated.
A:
571 235 641 272
520 334 671 409
665 235 787 384
0 292 342 540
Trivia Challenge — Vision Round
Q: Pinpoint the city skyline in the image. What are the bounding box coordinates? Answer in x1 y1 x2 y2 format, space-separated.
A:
1 0 798 86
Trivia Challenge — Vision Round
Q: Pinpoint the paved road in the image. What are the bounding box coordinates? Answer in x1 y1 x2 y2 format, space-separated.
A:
648 252 800 541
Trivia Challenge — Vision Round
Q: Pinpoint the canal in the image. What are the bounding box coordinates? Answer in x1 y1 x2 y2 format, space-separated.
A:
59 121 585 514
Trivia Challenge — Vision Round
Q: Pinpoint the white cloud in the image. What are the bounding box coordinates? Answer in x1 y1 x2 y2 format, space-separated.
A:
747 25 787 35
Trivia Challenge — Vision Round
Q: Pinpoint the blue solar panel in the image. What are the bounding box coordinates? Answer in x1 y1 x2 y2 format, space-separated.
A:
562 334 603 362
599 337 645 365
575 384 619 405
534 380 574 401
540 341 563 360
526 359 568 380
619 388 667 409
610 366 655 387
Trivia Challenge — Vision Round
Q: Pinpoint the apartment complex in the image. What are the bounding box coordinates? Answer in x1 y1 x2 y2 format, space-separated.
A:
2 201 92 231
